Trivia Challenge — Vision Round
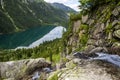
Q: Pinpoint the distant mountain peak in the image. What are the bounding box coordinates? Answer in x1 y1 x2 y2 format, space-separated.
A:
51 2 77 13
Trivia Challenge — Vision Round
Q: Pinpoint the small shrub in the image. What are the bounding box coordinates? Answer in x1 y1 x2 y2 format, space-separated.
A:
70 13 82 21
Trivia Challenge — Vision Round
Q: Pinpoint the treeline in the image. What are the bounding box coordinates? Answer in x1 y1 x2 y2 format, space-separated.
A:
0 39 63 63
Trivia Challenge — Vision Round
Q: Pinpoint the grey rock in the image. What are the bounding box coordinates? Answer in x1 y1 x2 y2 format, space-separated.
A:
55 60 120 80
66 55 73 61
97 23 105 32
112 8 119 16
89 47 108 54
87 39 96 45
114 29 120 39
82 15 88 23
116 6 120 12
73 20 81 32
95 39 104 46
85 45 95 53
114 25 120 30
93 23 105 39
73 52 89 59
111 42 120 55
0 58 50 80
112 42 120 47
106 19 110 28
108 32 112 39
112 20 119 26
87 19 94 26
101 23 105 30
72 58 82 64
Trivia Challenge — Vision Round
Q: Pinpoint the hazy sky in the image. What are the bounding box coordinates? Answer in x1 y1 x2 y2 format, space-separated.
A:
44 0 80 11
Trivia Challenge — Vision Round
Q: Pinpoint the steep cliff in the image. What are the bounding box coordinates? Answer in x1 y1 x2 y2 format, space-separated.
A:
64 1 120 55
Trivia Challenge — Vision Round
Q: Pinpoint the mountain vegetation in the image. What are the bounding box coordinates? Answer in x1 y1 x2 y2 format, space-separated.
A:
1 0 120 63
0 0 70 34
0 39 63 63
0 0 120 80
47 0 120 79
63 0 120 55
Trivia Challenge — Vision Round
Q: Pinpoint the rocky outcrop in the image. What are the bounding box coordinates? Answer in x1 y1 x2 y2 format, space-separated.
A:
57 60 120 80
0 58 50 80
59 3 120 79
47 1 120 80
48 53 120 80
65 2 120 55
114 29 120 39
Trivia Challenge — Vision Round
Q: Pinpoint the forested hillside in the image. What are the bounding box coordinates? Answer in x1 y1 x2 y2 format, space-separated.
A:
0 0 69 34
0 39 63 63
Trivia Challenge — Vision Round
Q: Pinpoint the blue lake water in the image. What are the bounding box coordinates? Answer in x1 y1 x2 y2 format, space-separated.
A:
0 25 55 49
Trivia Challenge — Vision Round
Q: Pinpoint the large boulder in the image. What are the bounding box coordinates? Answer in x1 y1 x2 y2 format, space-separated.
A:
59 60 120 80
48 59 120 80
0 58 50 80
89 47 108 54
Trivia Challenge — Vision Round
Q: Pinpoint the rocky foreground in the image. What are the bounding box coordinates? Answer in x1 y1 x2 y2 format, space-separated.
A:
50 1 120 79
0 58 51 80
48 53 120 80
0 53 120 80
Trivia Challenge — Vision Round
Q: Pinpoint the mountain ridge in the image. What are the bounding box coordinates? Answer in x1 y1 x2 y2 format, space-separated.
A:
0 0 74 34
51 2 77 13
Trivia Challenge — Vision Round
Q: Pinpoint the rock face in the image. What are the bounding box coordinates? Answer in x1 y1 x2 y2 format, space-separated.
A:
0 58 50 80
48 1 120 80
57 60 120 80
82 15 88 23
114 30 120 39
48 53 120 80
64 1 120 55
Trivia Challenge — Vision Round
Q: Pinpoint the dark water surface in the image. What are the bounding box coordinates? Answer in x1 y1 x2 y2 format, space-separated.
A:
0 25 55 49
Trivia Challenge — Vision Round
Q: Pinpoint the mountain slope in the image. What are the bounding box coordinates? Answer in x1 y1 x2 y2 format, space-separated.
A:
52 2 77 13
63 0 120 55
0 0 68 34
